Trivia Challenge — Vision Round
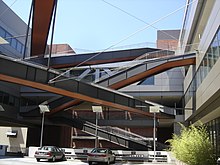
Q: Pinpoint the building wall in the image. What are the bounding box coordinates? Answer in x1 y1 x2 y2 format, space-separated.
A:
27 126 72 148
183 0 220 122
120 67 184 93
157 30 180 50
181 0 220 157
0 0 31 58
0 126 27 153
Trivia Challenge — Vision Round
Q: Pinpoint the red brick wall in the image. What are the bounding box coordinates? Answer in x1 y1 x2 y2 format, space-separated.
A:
157 40 178 50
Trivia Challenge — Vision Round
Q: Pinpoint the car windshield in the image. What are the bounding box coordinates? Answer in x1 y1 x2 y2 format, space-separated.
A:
40 146 53 151
91 148 107 153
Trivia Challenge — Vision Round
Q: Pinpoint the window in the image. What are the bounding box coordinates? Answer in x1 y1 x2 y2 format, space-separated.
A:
5 32 12 44
0 26 25 55
0 27 6 38
2 93 9 104
8 96 15 106
138 76 155 85
184 27 220 106
11 38 17 49
17 41 22 53
0 92 3 103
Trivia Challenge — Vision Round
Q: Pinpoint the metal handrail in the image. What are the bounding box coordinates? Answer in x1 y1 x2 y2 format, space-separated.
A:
82 120 150 146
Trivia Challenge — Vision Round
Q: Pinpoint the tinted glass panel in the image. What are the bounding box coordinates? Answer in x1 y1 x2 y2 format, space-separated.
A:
0 27 6 38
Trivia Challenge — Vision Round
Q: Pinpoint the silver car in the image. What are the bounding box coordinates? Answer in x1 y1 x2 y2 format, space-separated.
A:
87 148 115 165
34 146 66 162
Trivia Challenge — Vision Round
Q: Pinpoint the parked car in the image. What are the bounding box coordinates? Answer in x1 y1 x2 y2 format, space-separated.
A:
34 146 66 162
87 148 115 165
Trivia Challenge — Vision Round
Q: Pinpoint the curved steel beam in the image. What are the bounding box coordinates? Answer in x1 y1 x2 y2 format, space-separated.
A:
0 74 171 119
109 58 196 89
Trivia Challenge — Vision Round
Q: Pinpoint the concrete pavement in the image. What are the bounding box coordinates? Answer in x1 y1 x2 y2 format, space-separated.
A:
0 156 176 165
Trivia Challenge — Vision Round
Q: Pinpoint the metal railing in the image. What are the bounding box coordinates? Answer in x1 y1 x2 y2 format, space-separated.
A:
81 119 152 147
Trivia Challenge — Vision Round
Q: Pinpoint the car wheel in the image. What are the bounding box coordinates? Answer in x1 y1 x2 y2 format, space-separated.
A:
51 156 56 162
61 155 66 161
106 159 110 165
88 161 92 165
112 157 116 164
36 158 40 162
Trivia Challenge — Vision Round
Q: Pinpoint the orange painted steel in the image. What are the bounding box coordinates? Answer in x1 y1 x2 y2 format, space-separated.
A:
109 57 196 89
0 74 170 118
31 0 55 56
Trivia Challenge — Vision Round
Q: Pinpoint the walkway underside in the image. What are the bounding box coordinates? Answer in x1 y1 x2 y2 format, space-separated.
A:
0 55 173 119
29 47 160 68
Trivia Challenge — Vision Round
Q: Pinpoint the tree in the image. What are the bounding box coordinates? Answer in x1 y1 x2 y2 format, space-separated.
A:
167 123 215 165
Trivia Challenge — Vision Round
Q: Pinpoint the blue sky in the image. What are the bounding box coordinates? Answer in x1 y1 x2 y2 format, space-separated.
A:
3 0 186 53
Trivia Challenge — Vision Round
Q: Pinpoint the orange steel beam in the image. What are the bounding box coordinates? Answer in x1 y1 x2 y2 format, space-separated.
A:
31 0 55 56
49 57 196 115
0 74 171 119
109 57 196 89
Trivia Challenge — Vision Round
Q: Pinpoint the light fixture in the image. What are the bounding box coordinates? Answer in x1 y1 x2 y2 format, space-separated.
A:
39 104 50 148
92 105 102 148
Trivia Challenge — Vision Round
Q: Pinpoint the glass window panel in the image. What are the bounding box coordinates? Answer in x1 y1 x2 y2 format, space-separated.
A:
0 91 3 103
196 70 200 89
217 30 220 40
138 76 154 85
0 27 6 38
17 42 22 53
200 61 204 81
11 38 17 49
212 41 219 62
3 93 9 104
14 98 20 107
5 32 12 44
213 36 218 43
8 96 15 106
21 45 25 55
207 48 214 69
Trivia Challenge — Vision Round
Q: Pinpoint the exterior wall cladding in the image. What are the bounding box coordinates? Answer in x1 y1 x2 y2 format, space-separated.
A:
182 0 220 158
0 0 31 58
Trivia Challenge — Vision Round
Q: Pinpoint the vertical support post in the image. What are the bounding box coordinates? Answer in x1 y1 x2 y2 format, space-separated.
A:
23 0 33 59
95 112 98 148
47 0 58 69
40 112 45 148
149 105 159 162
92 106 102 148
153 112 156 162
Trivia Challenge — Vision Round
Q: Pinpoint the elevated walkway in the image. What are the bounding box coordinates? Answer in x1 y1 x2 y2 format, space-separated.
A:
46 51 195 115
28 47 160 68
0 54 172 119
98 52 195 89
